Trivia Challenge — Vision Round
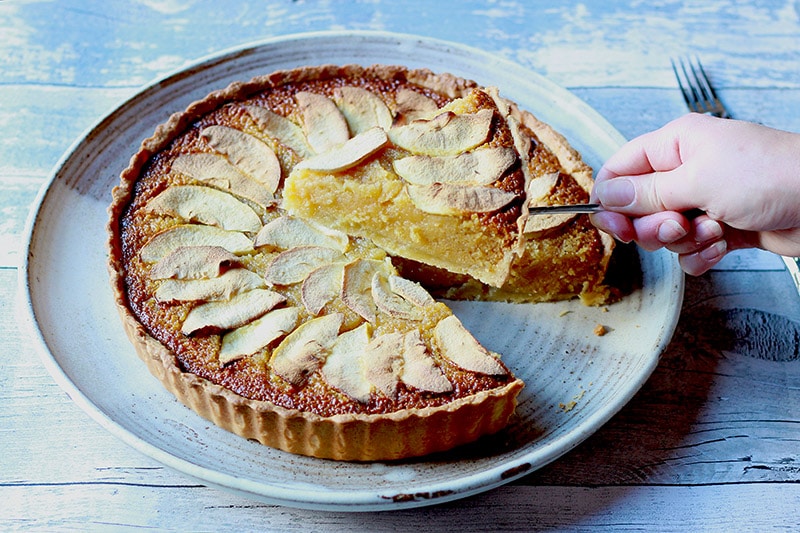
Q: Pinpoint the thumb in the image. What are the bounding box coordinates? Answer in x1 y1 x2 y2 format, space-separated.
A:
593 168 697 216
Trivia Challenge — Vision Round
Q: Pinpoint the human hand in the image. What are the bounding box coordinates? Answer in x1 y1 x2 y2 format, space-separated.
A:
590 113 800 275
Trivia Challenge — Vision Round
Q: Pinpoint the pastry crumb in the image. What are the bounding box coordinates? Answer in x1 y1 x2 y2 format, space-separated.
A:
559 401 577 412
593 324 608 336
558 309 571 317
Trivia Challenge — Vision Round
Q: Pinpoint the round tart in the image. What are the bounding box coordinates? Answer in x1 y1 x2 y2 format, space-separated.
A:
107 64 610 461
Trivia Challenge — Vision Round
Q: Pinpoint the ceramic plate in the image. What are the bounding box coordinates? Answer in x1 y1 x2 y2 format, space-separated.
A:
20 31 683 511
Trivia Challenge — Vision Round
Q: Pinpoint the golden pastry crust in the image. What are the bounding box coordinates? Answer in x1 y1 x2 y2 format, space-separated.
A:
107 63 609 461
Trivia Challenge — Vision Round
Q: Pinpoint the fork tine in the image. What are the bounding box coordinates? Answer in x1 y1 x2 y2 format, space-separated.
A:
671 56 730 118
691 57 729 118
671 58 696 111
684 58 710 113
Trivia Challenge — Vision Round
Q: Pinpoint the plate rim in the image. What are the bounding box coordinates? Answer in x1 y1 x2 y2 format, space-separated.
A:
18 30 684 511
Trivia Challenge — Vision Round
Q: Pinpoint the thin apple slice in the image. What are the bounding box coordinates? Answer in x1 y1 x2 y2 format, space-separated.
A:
243 105 314 158
139 224 254 263
218 306 301 365
406 182 517 215
393 147 516 187
387 275 435 307
263 246 345 286
295 91 350 154
182 288 286 335
523 213 575 234
394 88 439 124
155 268 266 303
333 86 393 134
370 272 421 320
524 172 575 233
293 127 388 173
526 172 560 203
200 125 281 194
387 108 493 156
149 246 238 280
321 323 372 402
341 259 383 323
144 185 262 233
254 215 349 253
171 153 274 207
433 315 507 375
399 330 452 393
269 313 343 385
363 332 403 398
301 262 345 316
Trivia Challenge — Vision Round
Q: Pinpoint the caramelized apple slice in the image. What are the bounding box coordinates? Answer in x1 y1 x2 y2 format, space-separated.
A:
433 315 507 375
293 128 388 173
387 275 435 307
144 185 262 233
342 259 383 323
393 147 516 187
218 306 301 364
182 288 286 335
406 182 517 215
371 272 421 320
255 216 349 253
363 332 403 398
155 268 266 303
149 245 238 280
295 91 350 154
334 86 393 134
200 125 281 194
524 172 575 233
393 88 439 124
270 313 344 385
387 109 493 156
243 105 314 159
301 263 345 316
399 330 452 393
321 323 372 402
526 172 560 203
263 246 345 286
171 153 274 207
139 224 254 263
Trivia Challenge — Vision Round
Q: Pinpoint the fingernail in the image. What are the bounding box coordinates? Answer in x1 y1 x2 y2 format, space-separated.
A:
657 219 688 243
696 219 724 242
699 239 727 262
595 179 635 208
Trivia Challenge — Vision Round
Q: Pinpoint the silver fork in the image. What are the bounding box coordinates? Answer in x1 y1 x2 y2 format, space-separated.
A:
672 57 800 291
671 56 730 118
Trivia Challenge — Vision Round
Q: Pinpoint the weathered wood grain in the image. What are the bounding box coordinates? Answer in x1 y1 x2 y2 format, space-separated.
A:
2 483 799 531
1 1 798 89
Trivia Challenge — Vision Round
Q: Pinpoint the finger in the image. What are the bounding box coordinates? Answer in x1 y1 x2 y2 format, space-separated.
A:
664 216 725 254
589 210 636 243
594 167 700 217
678 239 728 276
629 212 690 251
597 122 684 181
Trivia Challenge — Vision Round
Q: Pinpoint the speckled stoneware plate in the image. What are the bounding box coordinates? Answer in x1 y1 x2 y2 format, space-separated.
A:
20 31 683 511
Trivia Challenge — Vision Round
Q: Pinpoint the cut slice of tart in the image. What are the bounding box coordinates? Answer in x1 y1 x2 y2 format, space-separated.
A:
283 88 524 288
282 80 614 304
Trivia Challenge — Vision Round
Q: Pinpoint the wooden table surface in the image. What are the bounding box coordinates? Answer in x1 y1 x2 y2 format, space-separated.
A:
2 1 799 530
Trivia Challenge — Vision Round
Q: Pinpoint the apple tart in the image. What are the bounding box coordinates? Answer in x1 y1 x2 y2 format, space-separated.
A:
107 64 611 461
